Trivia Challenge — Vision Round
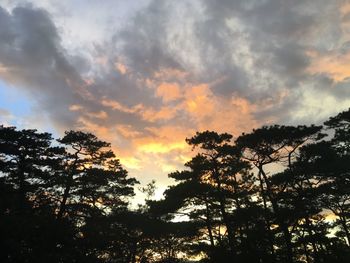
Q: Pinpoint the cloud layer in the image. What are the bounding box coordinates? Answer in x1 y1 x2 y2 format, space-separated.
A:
1 0 350 190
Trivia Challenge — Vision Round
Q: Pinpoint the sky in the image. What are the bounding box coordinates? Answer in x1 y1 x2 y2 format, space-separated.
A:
1 0 350 199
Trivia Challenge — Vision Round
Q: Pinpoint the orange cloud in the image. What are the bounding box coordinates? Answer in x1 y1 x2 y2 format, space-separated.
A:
95 56 108 67
141 106 178 122
69 105 108 120
168 83 259 135
64 74 260 191
307 49 350 82
86 110 108 120
307 1 350 82
83 77 95 86
69 104 84 111
340 2 350 16
102 98 178 122
101 98 143 113
153 68 189 81
115 62 127 74
193 95 258 136
133 125 192 155
0 63 9 73
137 141 187 153
183 84 214 118
340 5 350 40
116 124 143 139
76 116 112 140
145 125 193 139
121 156 142 170
156 82 182 102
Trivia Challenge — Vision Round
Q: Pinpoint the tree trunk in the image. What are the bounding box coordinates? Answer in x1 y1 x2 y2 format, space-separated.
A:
257 170 276 261
259 165 294 263
57 154 79 219
57 173 73 219
215 176 236 255
340 215 350 246
18 159 26 213
204 197 215 247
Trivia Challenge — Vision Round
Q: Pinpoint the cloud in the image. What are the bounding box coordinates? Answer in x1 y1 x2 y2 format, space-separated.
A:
307 47 350 82
0 5 89 131
156 82 182 102
1 0 350 190
0 108 13 125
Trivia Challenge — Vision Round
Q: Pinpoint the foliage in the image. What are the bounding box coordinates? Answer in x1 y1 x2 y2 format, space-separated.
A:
1 109 350 262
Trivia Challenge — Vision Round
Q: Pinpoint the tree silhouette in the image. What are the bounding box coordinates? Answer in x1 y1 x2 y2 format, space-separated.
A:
56 130 137 220
0 126 80 262
235 125 324 263
1 109 350 262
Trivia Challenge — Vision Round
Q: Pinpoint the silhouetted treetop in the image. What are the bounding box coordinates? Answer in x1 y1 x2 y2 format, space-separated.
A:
1 109 350 263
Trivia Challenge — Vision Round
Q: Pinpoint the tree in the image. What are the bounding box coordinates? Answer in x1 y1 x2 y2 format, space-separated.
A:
0 126 80 263
235 125 324 263
56 130 137 220
0 125 62 212
150 131 271 262
2 109 350 263
323 109 350 246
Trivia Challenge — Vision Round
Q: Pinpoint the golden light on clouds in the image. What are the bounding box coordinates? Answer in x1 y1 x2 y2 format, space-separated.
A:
121 156 142 170
156 82 182 102
115 62 127 74
135 125 190 154
153 68 189 81
69 74 261 181
307 49 350 82
86 110 108 120
116 125 142 139
340 1 350 16
83 77 95 86
0 63 8 73
76 117 111 139
184 84 214 115
138 141 187 154
1 0 350 195
95 56 108 67
101 98 143 113
69 105 108 119
141 106 178 122
69 104 84 111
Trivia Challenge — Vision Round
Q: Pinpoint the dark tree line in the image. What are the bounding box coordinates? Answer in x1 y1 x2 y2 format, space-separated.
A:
1 109 350 263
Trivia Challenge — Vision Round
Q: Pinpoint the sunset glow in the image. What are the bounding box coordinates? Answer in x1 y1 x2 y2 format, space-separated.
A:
0 0 350 192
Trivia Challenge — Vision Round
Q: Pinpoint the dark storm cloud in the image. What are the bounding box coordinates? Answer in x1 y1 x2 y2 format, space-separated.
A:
196 0 346 122
0 4 158 133
108 0 344 116
270 43 310 76
0 0 349 183
0 5 86 128
198 0 316 95
0 0 349 134
328 78 350 99
113 0 184 77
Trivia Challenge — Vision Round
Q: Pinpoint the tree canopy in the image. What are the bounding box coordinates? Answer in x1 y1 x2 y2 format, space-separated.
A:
1 109 350 262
